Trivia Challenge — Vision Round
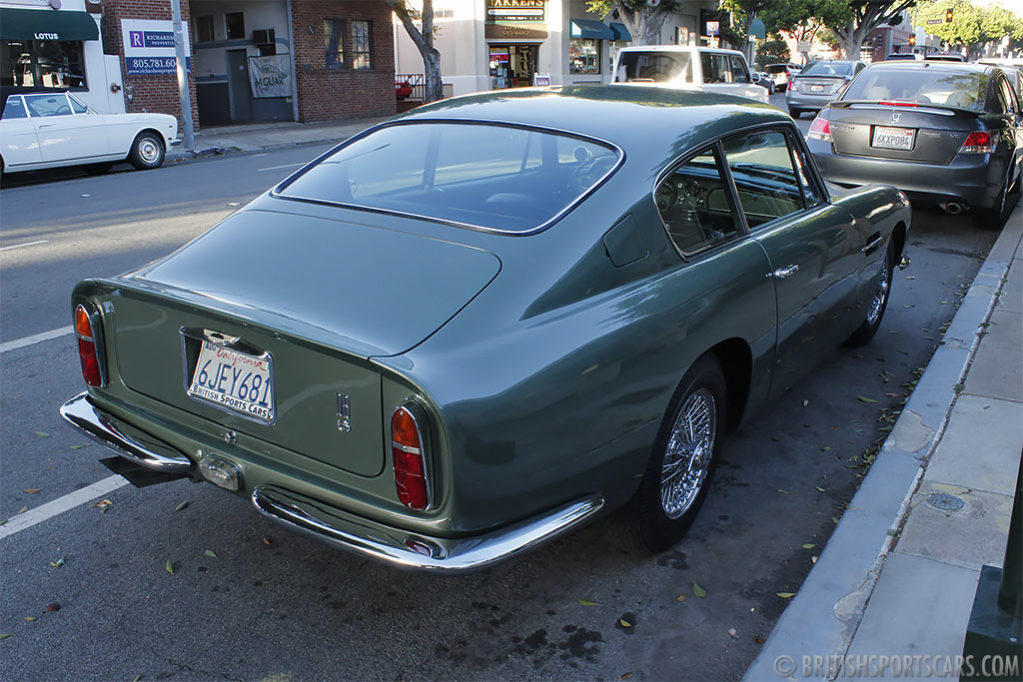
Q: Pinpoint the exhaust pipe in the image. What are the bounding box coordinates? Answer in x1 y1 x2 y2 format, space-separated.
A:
940 201 967 215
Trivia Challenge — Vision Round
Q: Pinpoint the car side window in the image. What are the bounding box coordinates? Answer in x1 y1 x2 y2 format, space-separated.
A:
700 52 718 84
24 94 73 118
2 96 27 119
654 146 743 255
722 129 807 229
69 96 87 114
729 56 749 83
996 76 1017 114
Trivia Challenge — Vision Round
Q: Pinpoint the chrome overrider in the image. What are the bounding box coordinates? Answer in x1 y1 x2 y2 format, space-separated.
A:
60 392 192 473
60 391 605 573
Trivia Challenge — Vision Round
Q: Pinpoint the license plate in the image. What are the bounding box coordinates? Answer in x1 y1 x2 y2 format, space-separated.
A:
872 126 916 151
811 84 824 92
187 340 275 423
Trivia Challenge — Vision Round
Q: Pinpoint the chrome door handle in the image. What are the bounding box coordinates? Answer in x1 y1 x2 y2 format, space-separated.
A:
769 265 799 279
861 235 884 254
37 123 55 128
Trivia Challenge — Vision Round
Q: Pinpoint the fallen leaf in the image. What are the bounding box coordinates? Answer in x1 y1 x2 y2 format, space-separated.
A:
811 556 818 564
263 537 272 546
0 634 11 640
50 556 65 568
174 501 189 512
577 599 599 606
816 486 826 493
619 619 632 627
24 616 36 622
94 500 112 511
802 399 809 407
857 396 879 404
24 489 40 494
619 674 633 681
754 635 766 644
675 594 687 603
43 603 60 613
0 519 6 527
131 675 143 682
165 560 175 575
35 432 49 438
801 543 816 549
820 447 831 452
17 506 27 514
728 627 738 638
777 489 791 494
204 549 217 559
693 582 707 598
69 445 84 450
832 516 840 525
777 592 796 599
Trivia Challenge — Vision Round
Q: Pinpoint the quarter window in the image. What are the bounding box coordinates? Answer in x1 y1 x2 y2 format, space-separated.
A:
722 130 807 229
654 146 743 254
351 21 372 70
324 19 344 69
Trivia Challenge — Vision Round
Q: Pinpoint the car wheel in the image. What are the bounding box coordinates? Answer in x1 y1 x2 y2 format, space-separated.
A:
632 355 726 552
973 174 1011 230
846 242 894 347
128 132 165 170
84 162 113 175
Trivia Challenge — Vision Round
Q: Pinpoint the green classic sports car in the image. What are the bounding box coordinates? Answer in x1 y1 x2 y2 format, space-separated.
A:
61 87 910 573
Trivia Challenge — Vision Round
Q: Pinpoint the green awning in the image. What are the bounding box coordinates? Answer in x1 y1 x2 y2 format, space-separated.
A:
570 19 614 41
609 22 632 42
0 8 99 42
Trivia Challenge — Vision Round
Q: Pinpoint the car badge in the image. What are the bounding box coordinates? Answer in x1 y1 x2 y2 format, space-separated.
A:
890 112 902 124
336 393 351 432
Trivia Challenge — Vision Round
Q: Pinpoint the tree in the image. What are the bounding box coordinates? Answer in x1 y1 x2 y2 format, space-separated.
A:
586 1 688 45
385 0 443 103
760 0 851 59
824 1 917 59
756 36 792 66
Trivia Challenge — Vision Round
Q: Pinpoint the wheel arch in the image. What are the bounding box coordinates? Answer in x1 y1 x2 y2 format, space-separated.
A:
891 220 907 263
703 337 753 431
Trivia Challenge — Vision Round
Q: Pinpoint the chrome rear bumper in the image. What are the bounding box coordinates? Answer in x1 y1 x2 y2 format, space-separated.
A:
251 487 605 574
59 392 193 473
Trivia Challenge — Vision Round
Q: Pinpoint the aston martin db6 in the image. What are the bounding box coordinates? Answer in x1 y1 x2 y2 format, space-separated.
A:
61 86 910 572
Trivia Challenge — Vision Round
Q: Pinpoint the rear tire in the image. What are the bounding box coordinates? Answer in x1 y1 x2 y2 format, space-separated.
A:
788 107 801 119
846 242 894 347
630 355 727 552
973 174 1013 230
128 132 165 170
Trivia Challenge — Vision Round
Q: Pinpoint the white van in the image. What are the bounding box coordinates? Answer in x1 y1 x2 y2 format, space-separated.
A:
612 46 770 104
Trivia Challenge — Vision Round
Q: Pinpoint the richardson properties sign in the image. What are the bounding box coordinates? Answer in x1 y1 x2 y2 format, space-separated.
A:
486 0 547 40
121 19 192 75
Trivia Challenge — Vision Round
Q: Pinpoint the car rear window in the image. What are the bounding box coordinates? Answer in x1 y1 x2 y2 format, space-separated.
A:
617 51 693 83
277 122 620 233
802 61 854 77
842 68 988 111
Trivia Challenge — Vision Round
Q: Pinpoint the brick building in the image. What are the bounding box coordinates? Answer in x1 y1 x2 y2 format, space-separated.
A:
2 0 395 135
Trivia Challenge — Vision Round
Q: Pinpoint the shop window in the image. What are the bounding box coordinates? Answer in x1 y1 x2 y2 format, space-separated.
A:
1 39 86 89
351 21 372 70
196 15 215 43
324 20 344 69
225 12 245 40
569 38 600 75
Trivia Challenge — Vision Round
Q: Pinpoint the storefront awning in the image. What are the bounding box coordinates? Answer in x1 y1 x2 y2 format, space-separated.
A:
0 8 99 42
609 22 633 42
570 19 614 41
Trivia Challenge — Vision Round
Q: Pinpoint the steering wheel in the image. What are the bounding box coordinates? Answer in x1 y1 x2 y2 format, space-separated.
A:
54 105 71 116
569 154 617 195
655 180 679 213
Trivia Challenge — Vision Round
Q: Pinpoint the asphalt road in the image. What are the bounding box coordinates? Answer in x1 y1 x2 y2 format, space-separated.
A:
0 100 1002 680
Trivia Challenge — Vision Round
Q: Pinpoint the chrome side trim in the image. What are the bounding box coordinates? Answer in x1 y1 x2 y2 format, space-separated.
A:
59 392 193 473
251 487 605 574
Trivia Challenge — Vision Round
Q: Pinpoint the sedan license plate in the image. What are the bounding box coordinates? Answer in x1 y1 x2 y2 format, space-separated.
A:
872 126 916 151
187 340 275 423
810 84 825 92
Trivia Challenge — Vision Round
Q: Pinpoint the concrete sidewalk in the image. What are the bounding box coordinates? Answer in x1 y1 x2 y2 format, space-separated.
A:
747 205 1023 680
166 116 392 162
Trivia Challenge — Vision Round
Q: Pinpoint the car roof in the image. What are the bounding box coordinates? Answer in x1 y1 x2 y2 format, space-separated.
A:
394 85 787 168
868 60 997 74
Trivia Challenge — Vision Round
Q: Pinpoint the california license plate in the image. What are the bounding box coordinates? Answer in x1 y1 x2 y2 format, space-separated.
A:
187 340 275 423
872 126 916 151
811 84 824 92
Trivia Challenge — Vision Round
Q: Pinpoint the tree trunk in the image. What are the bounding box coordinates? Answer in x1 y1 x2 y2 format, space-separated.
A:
388 0 445 103
835 19 868 60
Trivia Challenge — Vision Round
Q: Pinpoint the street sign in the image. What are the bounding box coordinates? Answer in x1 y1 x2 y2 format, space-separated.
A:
797 40 811 52
926 18 943 25
707 20 719 36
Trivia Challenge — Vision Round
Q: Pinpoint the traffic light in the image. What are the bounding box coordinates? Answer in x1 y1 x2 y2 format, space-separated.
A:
946 8 954 23
909 34 916 46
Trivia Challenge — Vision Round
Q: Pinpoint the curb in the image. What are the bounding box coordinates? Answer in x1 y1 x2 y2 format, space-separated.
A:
744 207 1023 681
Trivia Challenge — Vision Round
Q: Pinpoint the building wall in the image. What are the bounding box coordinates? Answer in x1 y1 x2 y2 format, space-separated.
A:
191 0 290 77
101 0 201 129
291 0 395 121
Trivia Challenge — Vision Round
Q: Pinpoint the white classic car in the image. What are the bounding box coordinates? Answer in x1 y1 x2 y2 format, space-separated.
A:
0 90 179 176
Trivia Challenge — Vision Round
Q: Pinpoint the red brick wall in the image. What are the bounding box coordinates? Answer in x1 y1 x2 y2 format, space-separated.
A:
291 0 395 121
101 0 201 131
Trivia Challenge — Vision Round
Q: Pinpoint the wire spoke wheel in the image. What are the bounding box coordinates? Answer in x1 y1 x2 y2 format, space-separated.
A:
659 387 716 519
866 252 890 326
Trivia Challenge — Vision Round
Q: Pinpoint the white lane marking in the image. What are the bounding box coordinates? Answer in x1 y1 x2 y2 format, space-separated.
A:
257 162 305 172
0 475 129 540
0 326 73 353
0 239 48 252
